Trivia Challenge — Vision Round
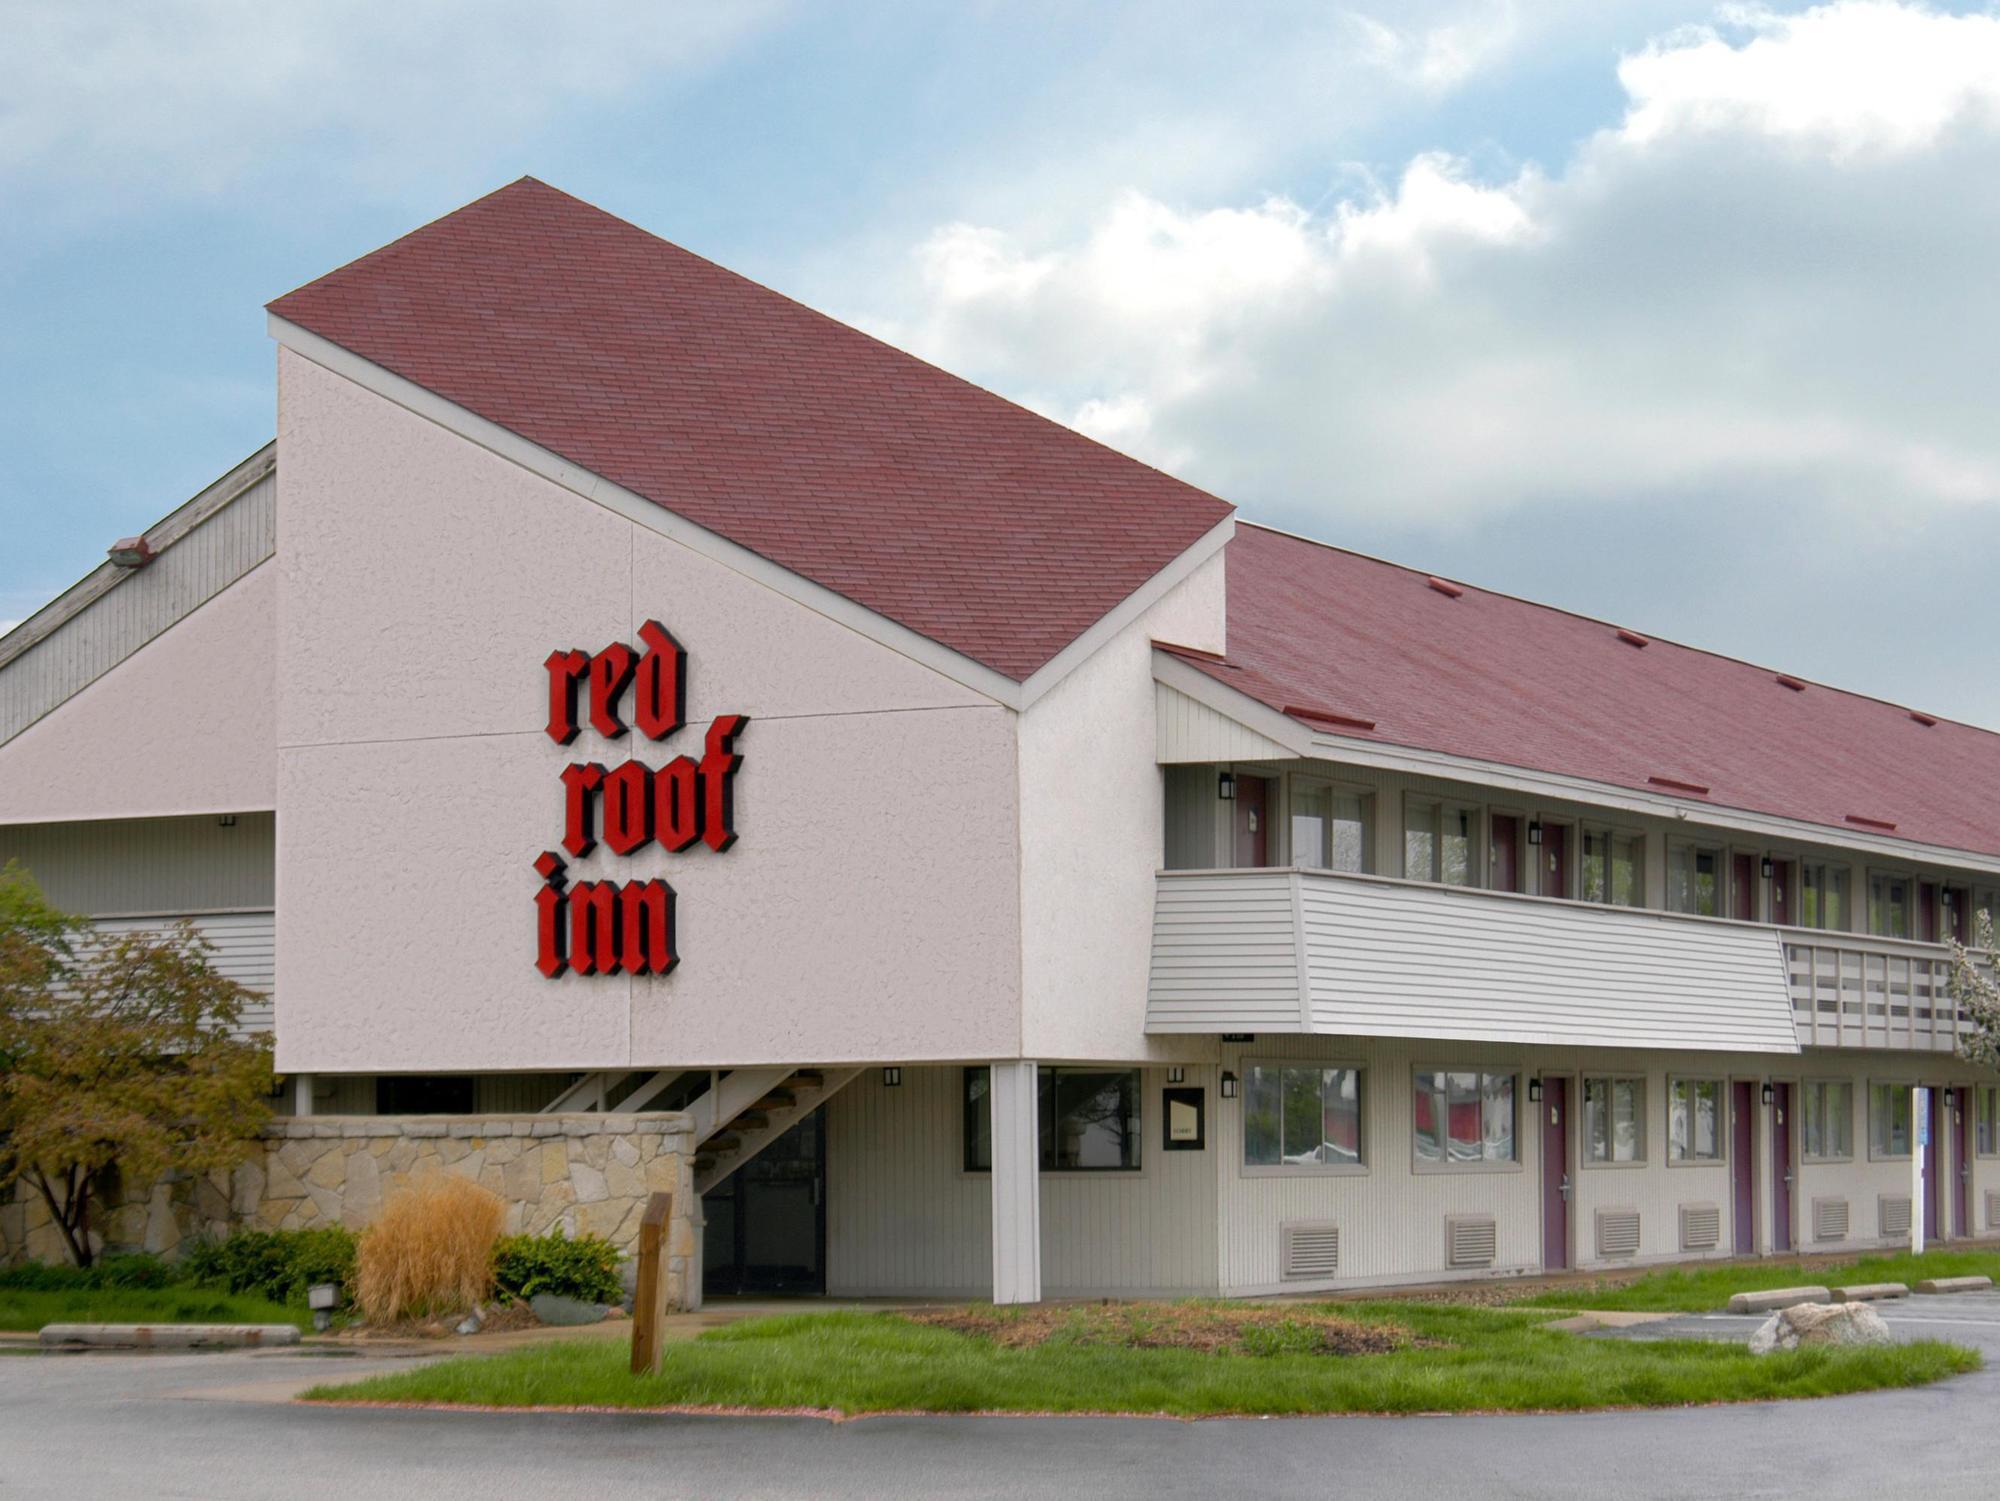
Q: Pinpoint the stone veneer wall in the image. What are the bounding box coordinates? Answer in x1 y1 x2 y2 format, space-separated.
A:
1 1112 700 1310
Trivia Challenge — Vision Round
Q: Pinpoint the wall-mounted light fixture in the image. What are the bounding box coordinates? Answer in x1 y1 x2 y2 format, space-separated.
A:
216 814 237 828
1760 857 1775 881
1217 770 1236 801
1761 1082 1774 1107
1528 1077 1543 1103
1527 820 1543 846
107 536 155 569
882 1067 902 1087
1219 1071 1239 1099
1166 1066 1186 1084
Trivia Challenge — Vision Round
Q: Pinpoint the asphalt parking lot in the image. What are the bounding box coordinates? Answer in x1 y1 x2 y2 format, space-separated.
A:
5 1295 2000 1501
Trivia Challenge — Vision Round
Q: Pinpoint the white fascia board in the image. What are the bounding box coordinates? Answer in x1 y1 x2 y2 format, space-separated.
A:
271 317 1233 714
1153 650 2000 879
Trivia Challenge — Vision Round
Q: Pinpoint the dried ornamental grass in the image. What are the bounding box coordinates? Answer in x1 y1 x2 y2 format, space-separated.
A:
355 1176 505 1323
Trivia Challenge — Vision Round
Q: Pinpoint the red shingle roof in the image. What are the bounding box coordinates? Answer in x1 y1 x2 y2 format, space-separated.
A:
1171 524 2000 860
268 178 1232 682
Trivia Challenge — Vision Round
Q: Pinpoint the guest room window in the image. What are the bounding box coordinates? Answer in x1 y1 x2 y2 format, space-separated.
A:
963 1067 1142 1173
1243 1064 1364 1169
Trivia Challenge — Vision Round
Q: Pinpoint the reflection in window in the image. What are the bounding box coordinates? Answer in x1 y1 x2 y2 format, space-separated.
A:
1977 1086 2000 1157
1869 1082 1912 1157
1667 1078 1722 1161
1406 800 1477 886
1666 845 1722 917
1581 826 1643 907
1244 1064 1363 1167
1870 873 1912 939
1801 1080 1853 1160
1583 1077 1645 1163
1800 863 1850 931
1293 785 1372 874
962 1067 1142 1172
1413 1069 1515 1165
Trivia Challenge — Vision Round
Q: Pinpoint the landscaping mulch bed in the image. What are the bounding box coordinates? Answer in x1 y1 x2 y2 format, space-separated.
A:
905 1301 1415 1356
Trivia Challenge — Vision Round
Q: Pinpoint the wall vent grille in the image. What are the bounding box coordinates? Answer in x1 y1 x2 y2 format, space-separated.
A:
1813 1197 1850 1242
1446 1215 1498 1268
1679 1203 1721 1251
1595 1208 1642 1258
1279 1222 1340 1281
1988 1190 2000 1232
1879 1195 1913 1239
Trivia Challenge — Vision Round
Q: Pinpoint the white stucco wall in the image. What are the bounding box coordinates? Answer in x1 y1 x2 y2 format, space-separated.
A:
274 350 1023 1073
0 562 276 824
1015 551 1226 1061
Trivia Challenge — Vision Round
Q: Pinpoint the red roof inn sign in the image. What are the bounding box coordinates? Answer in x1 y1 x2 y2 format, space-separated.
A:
533 622 747 978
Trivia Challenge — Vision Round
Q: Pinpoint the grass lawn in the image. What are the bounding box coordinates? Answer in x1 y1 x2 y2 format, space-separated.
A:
0 1287 310 1333
304 1301 1978 1417
1512 1249 2000 1314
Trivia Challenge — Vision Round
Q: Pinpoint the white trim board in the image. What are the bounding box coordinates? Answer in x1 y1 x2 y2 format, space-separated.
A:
1154 649 2000 879
270 317 1233 713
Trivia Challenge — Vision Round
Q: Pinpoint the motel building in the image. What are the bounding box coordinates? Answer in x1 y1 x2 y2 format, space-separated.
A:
5 177 2000 1305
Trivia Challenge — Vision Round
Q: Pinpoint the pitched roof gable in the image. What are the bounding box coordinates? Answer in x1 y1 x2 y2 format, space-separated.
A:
1182 523 2000 861
268 178 1232 683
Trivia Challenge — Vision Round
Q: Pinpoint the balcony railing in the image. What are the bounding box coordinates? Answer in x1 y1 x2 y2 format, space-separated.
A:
1148 866 1986 1054
75 910 275 1039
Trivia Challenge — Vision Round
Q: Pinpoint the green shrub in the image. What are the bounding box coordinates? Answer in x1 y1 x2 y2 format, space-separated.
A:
492 1227 623 1306
182 1227 358 1305
0 1252 174 1292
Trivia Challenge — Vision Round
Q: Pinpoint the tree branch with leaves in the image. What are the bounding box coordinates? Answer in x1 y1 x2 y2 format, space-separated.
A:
1947 910 2000 1072
0 863 275 1266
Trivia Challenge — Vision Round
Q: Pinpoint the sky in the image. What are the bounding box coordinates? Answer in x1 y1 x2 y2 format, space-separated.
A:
5 1 2000 727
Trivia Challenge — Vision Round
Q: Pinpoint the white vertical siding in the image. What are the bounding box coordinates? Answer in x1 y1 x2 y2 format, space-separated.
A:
0 814 275 914
1155 682 1294 764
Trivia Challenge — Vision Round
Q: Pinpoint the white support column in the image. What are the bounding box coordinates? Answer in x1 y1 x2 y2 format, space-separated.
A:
989 1060 1042 1305
292 1073 314 1119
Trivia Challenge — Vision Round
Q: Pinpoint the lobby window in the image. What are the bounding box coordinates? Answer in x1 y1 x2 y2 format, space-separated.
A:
1581 825 1643 907
1582 1077 1646 1164
1405 799 1479 886
1977 1086 2000 1157
1800 1080 1854 1161
1869 872 1913 939
1800 862 1851 931
1292 782 1372 875
1665 843 1722 917
963 1067 1142 1173
1869 1082 1913 1158
1413 1069 1516 1166
1244 1064 1364 1169
1667 1077 1723 1162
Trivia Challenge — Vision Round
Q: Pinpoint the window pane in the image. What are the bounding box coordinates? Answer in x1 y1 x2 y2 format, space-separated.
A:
1291 785 1330 870
1447 1071 1482 1161
1331 793 1369 875
1582 831 1607 903
1406 803 1438 882
1830 1083 1852 1157
1871 1083 1911 1156
1280 1066 1322 1162
1244 1065 1281 1165
1613 1079 1642 1162
1050 1070 1139 1170
1693 1081 1719 1159
1584 1079 1610 1162
964 1067 991 1172
1413 1070 1446 1162
1872 876 1910 938
1612 835 1641 907
1481 1072 1515 1162
1442 808 1475 888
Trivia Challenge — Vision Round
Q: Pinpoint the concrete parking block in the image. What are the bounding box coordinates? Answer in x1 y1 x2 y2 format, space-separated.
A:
39 1323 300 1350
1725 1287 1830 1314
1915 1276 1995 1295
1830 1284 1909 1303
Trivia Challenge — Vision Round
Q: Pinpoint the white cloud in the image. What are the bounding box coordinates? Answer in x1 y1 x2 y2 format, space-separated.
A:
881 1 2000 531
0 1 783 204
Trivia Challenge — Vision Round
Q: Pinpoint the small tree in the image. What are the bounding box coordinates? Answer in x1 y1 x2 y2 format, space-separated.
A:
0 863 275 1266
1947 911 2000 1071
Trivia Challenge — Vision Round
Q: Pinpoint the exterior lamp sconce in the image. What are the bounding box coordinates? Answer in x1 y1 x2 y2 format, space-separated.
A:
1528 821 1543 846
1528 1077 1543 1104
1220 1071 1239 1099
881 1067 902 1087
216 813 237 828
1166 1066 1186 1084
107 535 155 569
1760 857 1775 881
1761 1082 1774 1107
1218 770 1237 801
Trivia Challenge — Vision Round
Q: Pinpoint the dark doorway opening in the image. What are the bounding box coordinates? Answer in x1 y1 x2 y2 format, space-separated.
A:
1541 1077 1570 1271
1732 1080 1757 1254
1771 1081 1793 1253
702 1108 826 1296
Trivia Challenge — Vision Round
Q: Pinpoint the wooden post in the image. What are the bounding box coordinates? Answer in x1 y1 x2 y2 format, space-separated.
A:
629 1190 674 1376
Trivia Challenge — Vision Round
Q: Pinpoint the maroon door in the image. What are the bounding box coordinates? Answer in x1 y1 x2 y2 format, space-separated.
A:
1771 1082 1794 1252
1492 816 1520 893
1918 884 1940 944
1733 853 1756 921
1732 1081 1756 1254
1955 1087 1975 1237
1925 1088 1943 1242
1233 776 1268 868
1944 889 1969 945
1768 862 1793 926
1541 1078 1570 1269
1543 825 1570 899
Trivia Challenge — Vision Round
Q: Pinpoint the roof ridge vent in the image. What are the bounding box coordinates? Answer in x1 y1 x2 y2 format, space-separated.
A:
1845 813 1898 833
1775 674 1807 692
1615 628 1649 649
1425 576 1464 599
1647 774 1710 797
1909 710 1938 727
1283 703 1378 734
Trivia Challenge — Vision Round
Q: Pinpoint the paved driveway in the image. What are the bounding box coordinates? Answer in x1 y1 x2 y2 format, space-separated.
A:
4 1299 1999 1501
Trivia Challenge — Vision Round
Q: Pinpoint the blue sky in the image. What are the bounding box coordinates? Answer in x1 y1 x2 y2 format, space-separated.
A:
6 1 2000 726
